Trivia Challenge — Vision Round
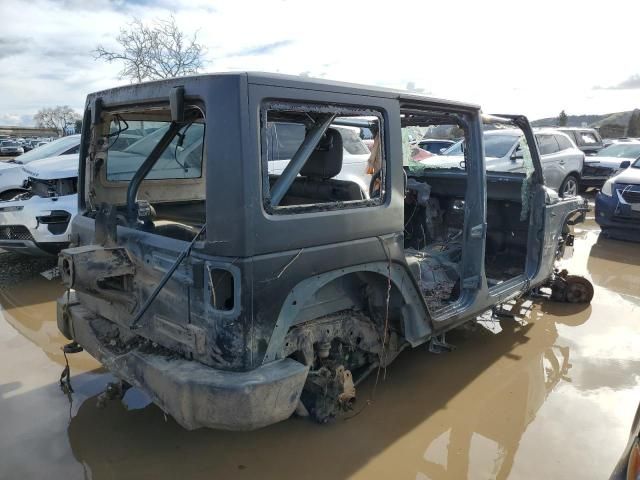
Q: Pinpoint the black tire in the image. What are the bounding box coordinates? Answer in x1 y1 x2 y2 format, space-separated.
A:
559 174 580 198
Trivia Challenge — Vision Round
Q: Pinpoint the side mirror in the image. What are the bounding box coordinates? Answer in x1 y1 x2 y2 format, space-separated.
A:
620 160 631 169
511 151 524 161
439 147 447 154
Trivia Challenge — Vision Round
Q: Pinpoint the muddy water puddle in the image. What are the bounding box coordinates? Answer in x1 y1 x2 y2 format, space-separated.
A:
1 219 639 480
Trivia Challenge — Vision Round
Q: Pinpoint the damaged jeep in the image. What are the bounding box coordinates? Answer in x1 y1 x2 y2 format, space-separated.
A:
57 73 590 430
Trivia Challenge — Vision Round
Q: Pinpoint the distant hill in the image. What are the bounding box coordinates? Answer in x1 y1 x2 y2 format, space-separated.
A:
531 110 638 138
531 114 612 128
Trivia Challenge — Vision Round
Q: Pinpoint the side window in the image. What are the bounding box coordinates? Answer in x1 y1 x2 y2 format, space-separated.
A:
261 101 384 214
562 131 576 144
555 134 573 151
537 135 560 155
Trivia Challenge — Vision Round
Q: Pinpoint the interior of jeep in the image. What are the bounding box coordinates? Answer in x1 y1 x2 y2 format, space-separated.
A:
399 112 534 313
262 105 383 212
89 103 535 311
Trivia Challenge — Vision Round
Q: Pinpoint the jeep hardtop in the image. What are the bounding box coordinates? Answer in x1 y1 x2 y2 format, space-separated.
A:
57 72 589 430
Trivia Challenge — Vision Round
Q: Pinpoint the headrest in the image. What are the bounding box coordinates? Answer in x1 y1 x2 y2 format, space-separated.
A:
300 128 343 179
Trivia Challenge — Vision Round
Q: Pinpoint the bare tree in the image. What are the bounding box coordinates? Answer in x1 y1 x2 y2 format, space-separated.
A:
94 15 206 83
33 106 81 136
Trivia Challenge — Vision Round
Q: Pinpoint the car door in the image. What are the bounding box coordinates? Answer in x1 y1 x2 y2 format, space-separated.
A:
554 133 583 179
536 134 564 190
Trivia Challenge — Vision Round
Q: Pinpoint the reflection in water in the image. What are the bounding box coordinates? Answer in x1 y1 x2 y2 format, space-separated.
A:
1 217 639 480
60 303 587 480
588 236 640 302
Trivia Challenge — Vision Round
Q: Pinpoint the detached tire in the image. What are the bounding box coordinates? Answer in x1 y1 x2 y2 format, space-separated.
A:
564 275 594 303
560 174 580 198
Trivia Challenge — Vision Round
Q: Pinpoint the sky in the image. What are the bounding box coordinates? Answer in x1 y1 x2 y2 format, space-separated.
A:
0 0 639 126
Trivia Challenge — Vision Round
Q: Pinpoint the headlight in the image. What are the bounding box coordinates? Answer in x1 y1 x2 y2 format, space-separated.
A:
601 179 614 196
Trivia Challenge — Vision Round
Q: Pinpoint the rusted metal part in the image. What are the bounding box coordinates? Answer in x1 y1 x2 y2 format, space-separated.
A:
549 269 595 304
59 245 136 309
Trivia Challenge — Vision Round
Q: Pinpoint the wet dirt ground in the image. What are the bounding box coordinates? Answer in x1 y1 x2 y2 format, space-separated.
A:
1 213 639 480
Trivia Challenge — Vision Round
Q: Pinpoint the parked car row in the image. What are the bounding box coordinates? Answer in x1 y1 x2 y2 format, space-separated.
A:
0 136 56 156
0 135 81 255
422 128 585 197
418 126 640 196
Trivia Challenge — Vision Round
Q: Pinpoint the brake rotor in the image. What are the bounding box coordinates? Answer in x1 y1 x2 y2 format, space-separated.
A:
564 275 594 304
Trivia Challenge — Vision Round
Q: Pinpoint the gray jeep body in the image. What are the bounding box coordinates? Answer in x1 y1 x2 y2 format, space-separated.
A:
57 72 588 430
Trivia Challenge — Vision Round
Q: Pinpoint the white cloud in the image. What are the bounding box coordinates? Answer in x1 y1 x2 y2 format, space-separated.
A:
0 0 639 125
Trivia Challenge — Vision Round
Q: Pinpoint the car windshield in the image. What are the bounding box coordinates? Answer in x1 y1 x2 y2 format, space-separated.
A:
441 134 517 158
596 143 640 159
15 135 79 163
484 134 518 158
442 140 464 156
2 141 19 147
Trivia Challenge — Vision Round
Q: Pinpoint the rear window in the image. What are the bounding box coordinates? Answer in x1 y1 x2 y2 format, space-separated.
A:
261 101 383 213
105 120 205 182
266 123 369 160
580 132 600 144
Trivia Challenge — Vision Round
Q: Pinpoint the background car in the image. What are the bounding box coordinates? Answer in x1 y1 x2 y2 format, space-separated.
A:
432 129 584 196
595 157 640 241
0 134 80 200
0 140 24 156
0 154 78 255
582 141 640 189
418 138 456 154
557 127 604 156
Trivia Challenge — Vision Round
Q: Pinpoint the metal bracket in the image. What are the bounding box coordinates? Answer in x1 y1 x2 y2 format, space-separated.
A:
428 334 456 354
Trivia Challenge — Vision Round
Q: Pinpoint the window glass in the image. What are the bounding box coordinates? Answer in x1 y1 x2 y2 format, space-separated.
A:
580 132 599 144
596 143 640 158
335 126 370 155
442 140 464 156
484 134 518 158
13 135 80 163
555 134 574 150
536 135 560 155
419 140 454 154
105 120 204 181
262 103 382 212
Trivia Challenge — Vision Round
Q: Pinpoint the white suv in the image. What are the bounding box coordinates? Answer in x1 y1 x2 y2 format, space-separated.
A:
0 134 80 201
424 128 584 196
0 154 78 255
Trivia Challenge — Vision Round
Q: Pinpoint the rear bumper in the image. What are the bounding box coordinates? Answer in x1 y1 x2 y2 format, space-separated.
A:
57 292 309 430
595 192 640 240
581 176 607 188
